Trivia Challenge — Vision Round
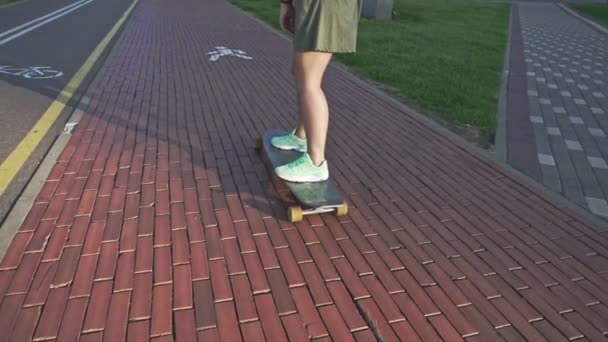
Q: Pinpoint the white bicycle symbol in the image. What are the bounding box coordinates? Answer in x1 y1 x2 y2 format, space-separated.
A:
0 65 63 79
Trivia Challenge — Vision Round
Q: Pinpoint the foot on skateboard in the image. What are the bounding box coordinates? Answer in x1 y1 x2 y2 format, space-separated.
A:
255 129 348 222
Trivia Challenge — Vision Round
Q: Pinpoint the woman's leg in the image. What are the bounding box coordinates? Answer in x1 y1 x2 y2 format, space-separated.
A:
292 61 307 141
292 50 333 167
274 0 361 182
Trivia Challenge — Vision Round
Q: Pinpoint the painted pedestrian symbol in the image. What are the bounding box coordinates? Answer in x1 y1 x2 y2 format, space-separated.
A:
208 46 252 62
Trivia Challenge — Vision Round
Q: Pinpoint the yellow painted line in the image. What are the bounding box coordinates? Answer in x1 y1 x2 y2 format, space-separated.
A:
0 0 139 197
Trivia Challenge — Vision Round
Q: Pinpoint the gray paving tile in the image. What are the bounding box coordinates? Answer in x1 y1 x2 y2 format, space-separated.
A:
553 107 566 114
589 156 608 169
589 128 608 164
565 140 583 151
540 102 560 128
547 127 561 136
574 98 586 105
592 107 605 115
539 163 562 193
586 197 608 217
556 106 581 142
572 110 605 164
530 116 544 124
528 90 539 97
569 117 584 125
555 74 571 95
581 93 604 114
530 101 554 156
594 168 608 200
589 128 606 137
539 98 551 105
538 153 556 166
571 153 604 198
550 139 586 208
595 96 608 111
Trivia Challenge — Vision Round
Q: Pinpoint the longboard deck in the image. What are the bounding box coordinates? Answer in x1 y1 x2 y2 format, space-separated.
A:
256 129 347 221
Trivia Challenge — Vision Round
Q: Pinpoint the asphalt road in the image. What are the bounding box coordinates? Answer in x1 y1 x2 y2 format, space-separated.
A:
0 0 134 223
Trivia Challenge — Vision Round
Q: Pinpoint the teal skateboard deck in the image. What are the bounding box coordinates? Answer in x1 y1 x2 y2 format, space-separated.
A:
255 129 348 222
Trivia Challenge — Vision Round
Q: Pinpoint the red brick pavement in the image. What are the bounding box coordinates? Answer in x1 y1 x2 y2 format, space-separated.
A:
1 0 607 340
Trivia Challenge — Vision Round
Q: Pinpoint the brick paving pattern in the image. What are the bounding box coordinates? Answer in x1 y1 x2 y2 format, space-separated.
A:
518 3 608 218
0 0 607 340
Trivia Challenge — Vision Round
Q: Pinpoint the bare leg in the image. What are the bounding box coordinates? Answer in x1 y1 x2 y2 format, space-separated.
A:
292 50 333 166
291 61 307 141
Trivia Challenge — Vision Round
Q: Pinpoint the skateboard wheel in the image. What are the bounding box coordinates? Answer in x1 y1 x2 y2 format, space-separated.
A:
254 138 263 151
336 202 348 217
288 206 303 222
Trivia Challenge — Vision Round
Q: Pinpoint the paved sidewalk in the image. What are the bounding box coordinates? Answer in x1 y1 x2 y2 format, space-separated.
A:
507 3 608 219
0 0 607 340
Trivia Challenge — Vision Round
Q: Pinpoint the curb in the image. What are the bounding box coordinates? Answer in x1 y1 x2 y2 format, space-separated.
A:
0 98 89 259
0 0 140 258
495 4 515 164
559 3 608 35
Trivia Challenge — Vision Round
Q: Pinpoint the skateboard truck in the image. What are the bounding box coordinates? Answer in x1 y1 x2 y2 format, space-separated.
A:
287 203 349 223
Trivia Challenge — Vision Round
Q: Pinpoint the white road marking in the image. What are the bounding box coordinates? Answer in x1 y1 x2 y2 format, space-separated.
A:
0 65 63 79
208 46 253 62
0 0 94 46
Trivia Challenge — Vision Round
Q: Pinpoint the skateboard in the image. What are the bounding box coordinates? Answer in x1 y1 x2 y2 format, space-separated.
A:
255 129 348 223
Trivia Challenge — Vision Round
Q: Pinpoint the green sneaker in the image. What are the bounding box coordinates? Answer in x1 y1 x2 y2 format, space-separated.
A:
275 153 329 183
271 130 307 152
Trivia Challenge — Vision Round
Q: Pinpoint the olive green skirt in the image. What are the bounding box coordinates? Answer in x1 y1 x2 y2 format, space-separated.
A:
293 0 362 53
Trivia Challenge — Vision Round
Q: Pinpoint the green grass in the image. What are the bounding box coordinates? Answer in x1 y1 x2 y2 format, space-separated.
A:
228 0 510 142
0 0 19 6
572 4 608 25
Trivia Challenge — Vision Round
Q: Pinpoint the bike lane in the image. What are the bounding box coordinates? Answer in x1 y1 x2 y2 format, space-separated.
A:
0 0 135 223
